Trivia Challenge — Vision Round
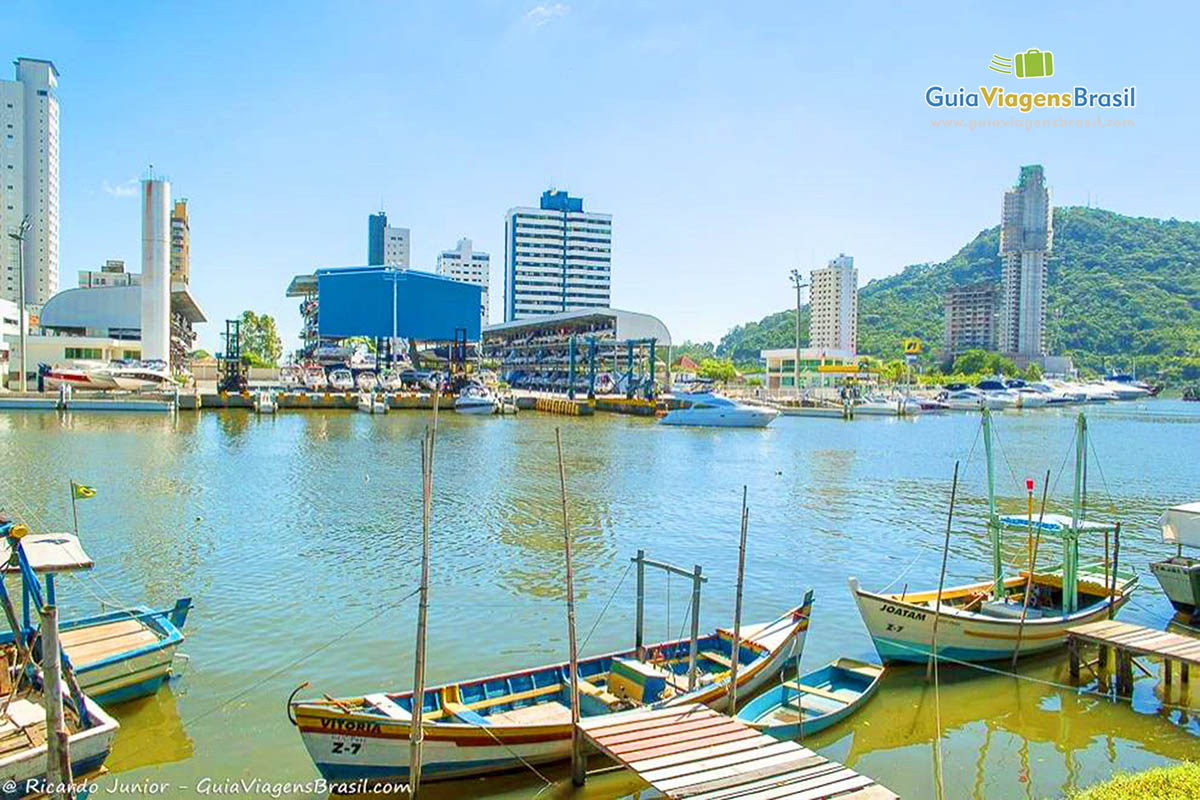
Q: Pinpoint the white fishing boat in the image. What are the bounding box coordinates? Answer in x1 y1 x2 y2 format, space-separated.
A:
328 369 355 392
850 409 1137 664
454 384 497 415
253 390 277 414
660 392 777 428
1150 503 1200 620
303 366 328 391
356 371 378 392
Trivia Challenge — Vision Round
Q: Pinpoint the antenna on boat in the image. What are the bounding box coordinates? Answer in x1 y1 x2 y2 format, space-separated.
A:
555 428 586 787
982 409 1002 600
409 382 441 798
727 487 749 715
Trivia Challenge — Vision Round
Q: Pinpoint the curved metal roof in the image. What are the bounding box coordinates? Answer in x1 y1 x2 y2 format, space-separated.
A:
40 286 141 330
483 308 672 346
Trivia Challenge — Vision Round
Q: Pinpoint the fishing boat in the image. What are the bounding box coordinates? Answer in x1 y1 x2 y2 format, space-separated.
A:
660 392 778 428
850 409 1137 664
1150 503 1200 620
290 595 813 785
328 369 355 392
0 524 191 705
737 657 884 739
454 384 497 415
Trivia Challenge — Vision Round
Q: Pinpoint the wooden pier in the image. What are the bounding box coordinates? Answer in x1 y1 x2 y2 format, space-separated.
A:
578 703 897 799
1068 620 1200 696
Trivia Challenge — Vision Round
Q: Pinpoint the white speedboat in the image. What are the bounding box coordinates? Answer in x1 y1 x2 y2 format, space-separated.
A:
455 384 497 415
304 366 328 391
254 390 277 414
42 362 118 391
1079 382 1117 403
95 359 171 392
357 392 376 414
1013 387 1048 408
1100 379 1150 401
854 395 903 416
943 388 984 410
356 371 378 392
660 392 778 428
1028 382 1073 405
313 344 354 365
1151 503 1200 620
328 369 355 392
378 369 405 392
280 365 303 388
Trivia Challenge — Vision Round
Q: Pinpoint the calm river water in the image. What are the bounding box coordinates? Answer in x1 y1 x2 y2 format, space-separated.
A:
0 400 1197 799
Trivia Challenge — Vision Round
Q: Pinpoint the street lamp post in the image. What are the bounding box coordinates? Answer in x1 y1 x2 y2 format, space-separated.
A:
789 269 808 399
8 216 31 393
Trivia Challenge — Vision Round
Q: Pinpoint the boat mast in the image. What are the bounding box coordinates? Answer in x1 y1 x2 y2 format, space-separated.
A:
982 408 1002 599
1065 412 1087 614
555 429 585 786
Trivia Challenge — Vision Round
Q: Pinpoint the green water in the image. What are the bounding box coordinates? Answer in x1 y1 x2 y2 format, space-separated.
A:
0 401 1198 798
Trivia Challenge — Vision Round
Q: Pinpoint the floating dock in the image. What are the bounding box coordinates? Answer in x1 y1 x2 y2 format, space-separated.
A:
0 393 174 412
1068 619 1200 695
578 702 897 799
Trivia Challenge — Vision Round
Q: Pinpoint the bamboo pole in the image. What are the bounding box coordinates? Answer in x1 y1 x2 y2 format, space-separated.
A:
1012 469 1051 668
43 605 71 800
555 429 585 786
727 487 749 715
926 461 960 682
1109 522 1121 620
408 431 432 797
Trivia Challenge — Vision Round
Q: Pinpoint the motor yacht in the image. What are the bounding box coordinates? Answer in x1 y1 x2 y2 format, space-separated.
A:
94 359 171 392
280 365 304 389
976 378 1018 408
942 388 984 410
328 368 355 392
303 366 328 391
1013 387 1049 408
454 384 498 415
355 371 378 392
42 361 118 391
660 391 778 428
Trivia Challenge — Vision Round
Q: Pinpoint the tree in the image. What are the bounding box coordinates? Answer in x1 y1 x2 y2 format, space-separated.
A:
1024 362 1043 381
189 349 212 361
698 358 737 383
239 311 283 367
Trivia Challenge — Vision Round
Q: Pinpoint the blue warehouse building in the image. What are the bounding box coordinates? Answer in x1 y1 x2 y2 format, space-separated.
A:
286 266 482 361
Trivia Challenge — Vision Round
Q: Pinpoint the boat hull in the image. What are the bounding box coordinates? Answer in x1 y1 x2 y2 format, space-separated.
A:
455 401 497 415
849 577 1132 664
294 604 809 785
737 658 883 739
659 409 777 427
0 698 118 800
1150 557 1200 618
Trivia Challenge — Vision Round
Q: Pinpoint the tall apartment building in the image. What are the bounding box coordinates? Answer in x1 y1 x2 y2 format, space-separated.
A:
170 199 190 283
437 237 489 326
367 210 409 267
504 188 611 321
944 281 1000 358
809 254 858 355
79 259 139 288
0 58 60 306
999 165 1053 357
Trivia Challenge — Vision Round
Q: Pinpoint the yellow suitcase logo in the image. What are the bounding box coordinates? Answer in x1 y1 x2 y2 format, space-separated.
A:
990 49 1054 79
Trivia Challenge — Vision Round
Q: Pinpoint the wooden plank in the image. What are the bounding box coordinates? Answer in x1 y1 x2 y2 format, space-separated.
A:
601 715 740 748
640 740 805 784
628 736 798 773
701 651 733 668
589 708 724 741
683 763 848 799
580 704 711 732
672 761 849 797
781 681 852 704
59 619 146 648
656 751 829 794
837 785 900 800
607 720 753 758
612 728 762 763
698 770 875 800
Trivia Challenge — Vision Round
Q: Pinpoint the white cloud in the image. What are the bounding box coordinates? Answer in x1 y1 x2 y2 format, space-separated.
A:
102 179 138 198
526 3 569 26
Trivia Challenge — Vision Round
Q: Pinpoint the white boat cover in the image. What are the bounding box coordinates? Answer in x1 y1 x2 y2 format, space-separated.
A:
1 533 95 573
1160 503 1200 548
998 513 1114 534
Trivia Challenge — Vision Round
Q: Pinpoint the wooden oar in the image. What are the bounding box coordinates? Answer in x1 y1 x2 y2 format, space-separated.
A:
1012 469 1051 668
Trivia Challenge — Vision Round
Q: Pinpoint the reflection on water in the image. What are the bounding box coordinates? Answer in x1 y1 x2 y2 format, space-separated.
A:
0 403 1195 797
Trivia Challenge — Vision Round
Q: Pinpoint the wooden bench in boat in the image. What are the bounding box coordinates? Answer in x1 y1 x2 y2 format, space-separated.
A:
699 651 732 669
578 678 624 709
0 699 52 757
59 618 159 668
781 680 851 704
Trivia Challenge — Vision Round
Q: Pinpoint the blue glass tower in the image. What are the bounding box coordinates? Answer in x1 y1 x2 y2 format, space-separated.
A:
368 212 387 266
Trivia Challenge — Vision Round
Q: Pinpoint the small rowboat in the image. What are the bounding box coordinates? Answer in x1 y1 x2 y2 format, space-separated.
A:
737 657 883 738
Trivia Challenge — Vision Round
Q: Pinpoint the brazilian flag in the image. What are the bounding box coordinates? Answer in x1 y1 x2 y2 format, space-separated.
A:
73 484 96 500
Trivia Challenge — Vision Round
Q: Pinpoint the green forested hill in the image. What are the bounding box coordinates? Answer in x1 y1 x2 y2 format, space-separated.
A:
715 207 1200 379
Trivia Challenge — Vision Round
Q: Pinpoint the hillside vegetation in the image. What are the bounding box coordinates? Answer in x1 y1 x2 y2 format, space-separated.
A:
715 207 1200 380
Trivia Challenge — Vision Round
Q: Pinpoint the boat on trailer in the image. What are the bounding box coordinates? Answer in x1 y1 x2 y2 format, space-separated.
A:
737 657 883 739
1151 503 1200 620
290 593 813 786
850 409 1137 664
0 523 191 704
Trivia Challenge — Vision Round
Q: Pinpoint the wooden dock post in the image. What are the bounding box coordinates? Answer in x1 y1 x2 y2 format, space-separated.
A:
555 429 586 787
1068 636 1080 682
727 487 749 715
43 605 72 800
687 565 702 691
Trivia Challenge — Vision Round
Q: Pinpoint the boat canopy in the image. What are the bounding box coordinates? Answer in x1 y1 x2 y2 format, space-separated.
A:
1 533 95 573
1160 503 1200 548
998 513 1114 534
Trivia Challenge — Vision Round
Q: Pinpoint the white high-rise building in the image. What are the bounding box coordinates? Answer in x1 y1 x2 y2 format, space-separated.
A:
437 237 489 326
140 176 171 365
999 165 1052 357
504 188 611 321
809 254 858 355
0 58 60 306
383 225 410 268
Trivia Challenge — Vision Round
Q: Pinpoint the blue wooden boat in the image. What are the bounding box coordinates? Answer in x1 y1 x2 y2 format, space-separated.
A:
737 657 883 738
0 524 191 705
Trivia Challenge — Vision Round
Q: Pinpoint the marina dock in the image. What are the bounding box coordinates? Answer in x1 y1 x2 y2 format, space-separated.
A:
1068 620 1200 695
578 703 897 799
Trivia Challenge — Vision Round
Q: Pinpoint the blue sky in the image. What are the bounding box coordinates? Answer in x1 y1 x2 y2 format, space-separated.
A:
4 1 1196 352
